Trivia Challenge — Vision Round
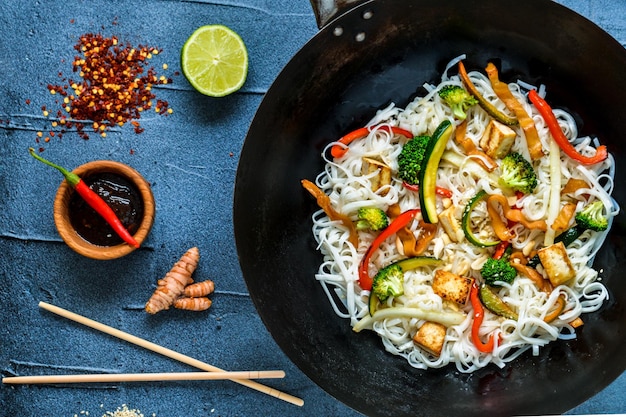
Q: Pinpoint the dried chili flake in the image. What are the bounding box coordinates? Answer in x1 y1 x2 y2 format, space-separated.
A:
40 32 172 142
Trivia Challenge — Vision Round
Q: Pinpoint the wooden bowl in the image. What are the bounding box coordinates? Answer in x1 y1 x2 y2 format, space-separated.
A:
53 160 155 260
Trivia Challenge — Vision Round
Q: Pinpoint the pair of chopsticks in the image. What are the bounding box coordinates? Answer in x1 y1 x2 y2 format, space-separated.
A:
2 302 304 407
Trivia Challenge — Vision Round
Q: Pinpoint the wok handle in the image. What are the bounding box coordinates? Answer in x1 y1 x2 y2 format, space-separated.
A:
309 0 371 28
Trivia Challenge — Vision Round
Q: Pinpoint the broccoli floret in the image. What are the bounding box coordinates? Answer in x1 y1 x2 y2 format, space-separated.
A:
438 85 478 120
356 207 389 231
480 258 517 286
575 200 608 232
397 135 431 185
498 152 538 194
372 263 404 301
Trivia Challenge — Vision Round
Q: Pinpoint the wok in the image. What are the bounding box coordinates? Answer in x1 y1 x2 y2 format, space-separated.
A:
234 0 626 416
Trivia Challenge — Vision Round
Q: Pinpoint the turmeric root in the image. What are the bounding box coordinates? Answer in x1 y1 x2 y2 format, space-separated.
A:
183 280 215 298
145 247 200 314
174 296 212 312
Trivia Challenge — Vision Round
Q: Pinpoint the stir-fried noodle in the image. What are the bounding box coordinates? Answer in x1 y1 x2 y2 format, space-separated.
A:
307 57 618 372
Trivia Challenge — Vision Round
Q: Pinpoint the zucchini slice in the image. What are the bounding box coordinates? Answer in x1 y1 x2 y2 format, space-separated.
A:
461 190 500 247
418 120 454 223
479 284 518 320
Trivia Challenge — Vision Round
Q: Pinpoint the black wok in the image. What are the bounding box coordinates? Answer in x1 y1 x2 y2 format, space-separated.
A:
234 0 626 415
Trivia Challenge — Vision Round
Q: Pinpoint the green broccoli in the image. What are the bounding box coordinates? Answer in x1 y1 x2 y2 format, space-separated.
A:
438 85 478 120
372 263 404 301
527 200 609 268
575 200 608 232
498 152 538 194
397 135 431 185
356 207 389 231
480 257 517 286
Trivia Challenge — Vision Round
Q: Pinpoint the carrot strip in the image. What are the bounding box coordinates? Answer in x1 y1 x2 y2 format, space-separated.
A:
458 61 518 126
544 295 566 323
487 194 547 232
551 202 577 233
396 220 438 257
301 179 359 248
486 197 516 241
510 262 553 293
454 120 498 172
485 63 544 160
561 178 590 196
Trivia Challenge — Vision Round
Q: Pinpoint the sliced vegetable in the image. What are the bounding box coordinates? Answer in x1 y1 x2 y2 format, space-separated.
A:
454 120 498 172
528 89 608 165
485 196 516 242
458 61 518 126
358 209 421 290
394 256 443 271
493 241 511 260
485 63 544 160
487 194 547 231
543 295 566 323
418 120 454 223
479 284 518 320
469 281 496 353
301 179 359 248
368 292 380 316
461 190 501 247
396 219 438 257
331 125 413 158
510 262 553 293
353 306 466 332
402 182 453 198
551 202 577 233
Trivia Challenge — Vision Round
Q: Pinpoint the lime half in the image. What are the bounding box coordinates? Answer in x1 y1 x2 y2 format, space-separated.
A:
181 25 248 97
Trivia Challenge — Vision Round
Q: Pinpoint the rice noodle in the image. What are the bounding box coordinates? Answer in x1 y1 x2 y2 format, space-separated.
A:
307 58 618 372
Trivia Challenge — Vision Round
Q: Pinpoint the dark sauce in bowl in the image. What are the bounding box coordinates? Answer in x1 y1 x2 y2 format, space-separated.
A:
68 172 144 246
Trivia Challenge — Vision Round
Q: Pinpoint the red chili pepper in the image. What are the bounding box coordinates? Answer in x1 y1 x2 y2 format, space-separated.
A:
528 90 608 165
29 148 140 248
331 125 413 158
402 182 453 198
358 208 420 290
470 281 496 353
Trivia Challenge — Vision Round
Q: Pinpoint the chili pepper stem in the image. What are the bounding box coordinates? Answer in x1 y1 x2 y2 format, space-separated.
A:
29 148 80 187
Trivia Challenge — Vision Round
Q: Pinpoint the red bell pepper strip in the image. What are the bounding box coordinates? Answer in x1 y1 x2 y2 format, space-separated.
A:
29 148 140 248
528 89 608 165
470 281 496 353
358 208 420 290
402 182 453 198
492 241 511 260
331 125 413 158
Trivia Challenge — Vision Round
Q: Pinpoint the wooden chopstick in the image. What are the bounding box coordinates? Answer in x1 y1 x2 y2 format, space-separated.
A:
3 370 285 385
38 301 304 407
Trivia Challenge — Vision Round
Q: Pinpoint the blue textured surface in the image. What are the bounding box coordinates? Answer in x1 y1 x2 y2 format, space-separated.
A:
0 1 624 416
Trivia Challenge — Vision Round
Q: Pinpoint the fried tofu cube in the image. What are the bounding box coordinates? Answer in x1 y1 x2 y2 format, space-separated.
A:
432 270 473 305
363 157 391 195
537 241 576 286
479 119 516 159
413 321 447 356
438 205 463 243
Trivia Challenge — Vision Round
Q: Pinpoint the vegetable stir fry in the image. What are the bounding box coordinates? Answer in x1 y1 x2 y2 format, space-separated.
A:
302 56 618 372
